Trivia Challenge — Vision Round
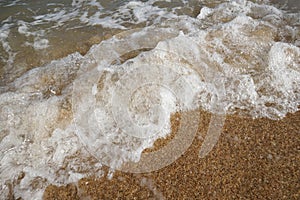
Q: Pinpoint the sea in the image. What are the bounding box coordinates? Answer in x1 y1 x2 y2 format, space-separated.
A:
0 0 299 199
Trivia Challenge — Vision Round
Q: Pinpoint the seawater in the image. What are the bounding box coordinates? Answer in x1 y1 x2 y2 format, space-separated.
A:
0 0 299 199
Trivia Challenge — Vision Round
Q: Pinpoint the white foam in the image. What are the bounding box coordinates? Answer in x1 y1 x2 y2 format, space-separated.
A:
16 20 50 50
197 7 213 19
33 38 49 50
0 53 102 199
34 9 79 27
85 14 127 29
87 0 103 10
17 21 30 36
1 0 27 7
0 0 299 199
0 23 16 66
80 0 178 28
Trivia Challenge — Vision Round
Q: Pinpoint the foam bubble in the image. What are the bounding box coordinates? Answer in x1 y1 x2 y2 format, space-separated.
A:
197 7 213 19
33 38 49 50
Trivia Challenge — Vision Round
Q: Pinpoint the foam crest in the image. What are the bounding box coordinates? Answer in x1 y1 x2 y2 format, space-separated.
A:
0 52 100 200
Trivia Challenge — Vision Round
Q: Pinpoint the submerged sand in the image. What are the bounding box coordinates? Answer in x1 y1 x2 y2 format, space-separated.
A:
43 110 300 199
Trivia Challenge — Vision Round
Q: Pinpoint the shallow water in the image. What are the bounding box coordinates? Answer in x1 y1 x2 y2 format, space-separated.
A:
0 0 299 199
0 0 206 85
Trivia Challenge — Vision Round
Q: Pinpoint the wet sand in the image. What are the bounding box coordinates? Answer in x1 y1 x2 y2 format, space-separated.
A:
43 110 300 199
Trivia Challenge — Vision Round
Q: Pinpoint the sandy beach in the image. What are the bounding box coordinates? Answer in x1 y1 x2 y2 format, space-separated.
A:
43 110 300 199
1 1 299 199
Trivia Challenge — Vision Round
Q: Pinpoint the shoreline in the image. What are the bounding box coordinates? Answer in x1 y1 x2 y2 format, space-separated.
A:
0 1 299 199
44 110 300 199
